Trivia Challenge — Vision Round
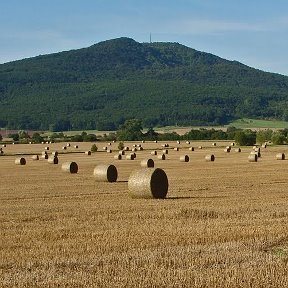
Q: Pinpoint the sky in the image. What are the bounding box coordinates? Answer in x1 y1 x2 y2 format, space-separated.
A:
1 0 288 75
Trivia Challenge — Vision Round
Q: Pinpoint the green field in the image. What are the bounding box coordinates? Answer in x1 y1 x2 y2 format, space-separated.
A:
227 118 288 129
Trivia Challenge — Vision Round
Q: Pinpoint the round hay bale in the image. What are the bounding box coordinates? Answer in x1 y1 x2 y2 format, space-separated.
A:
141 140 145 143
212 142 216 146
205 154 215 162
132 148 137 152
189 147 194 151
198 146 202 149
254 147 261 153
154 140 158 143
138 147 144 151
52 151 58 156
107 142 112 146
31 155 39 161
124 146 130 151
231 142 235 146
174 147 179 151
276 153 285 160
15 158 26 165
42 151 48 156
93 164 118 182
162 149 168 154
157 154 166 160
114 154 122 160
48 156 58 164
250 151 261 158
224 148 231 153
85 151 91 155
248 154 258 162
235 148 241 152
74 145 78 149
126 154 135 160
66 143 70 147
0 150 4 155
140 159 154 168
119 150 125 155
2 144 6 147
61 162 78 173
262 144 267 148
177 140 181 144
107 149 112 153
128 168 168 199
62 146 67 150
103 146 108 151
151 150 157 155
41 154 48 159
180 155 189 162
186 141 190 144
45 146 49 151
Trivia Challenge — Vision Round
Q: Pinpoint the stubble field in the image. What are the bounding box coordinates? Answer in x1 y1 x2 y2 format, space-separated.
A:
1 140 288 287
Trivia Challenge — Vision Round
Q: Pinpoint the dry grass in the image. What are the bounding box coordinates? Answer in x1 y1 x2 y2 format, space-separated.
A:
1 141 288 287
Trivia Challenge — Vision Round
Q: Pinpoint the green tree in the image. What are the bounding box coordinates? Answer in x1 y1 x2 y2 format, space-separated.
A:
91 144 98 152
235 130 256 146
0 134 2 141
118 141 124 150
117 119 143 141
271 132 286 145
32 132 44 143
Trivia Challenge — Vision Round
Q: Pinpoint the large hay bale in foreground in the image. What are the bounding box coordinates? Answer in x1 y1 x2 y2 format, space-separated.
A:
128 168 169 199
140 159 154 168
93 164 118 182
15 158 26 165
31 155 39 161
276 153 285 160
61 162 78 173
205 154 215 162
248 154 258 162
180 155 189 162
48 156 58 164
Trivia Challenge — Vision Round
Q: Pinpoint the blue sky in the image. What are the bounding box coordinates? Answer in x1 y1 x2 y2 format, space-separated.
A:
1 0 288 75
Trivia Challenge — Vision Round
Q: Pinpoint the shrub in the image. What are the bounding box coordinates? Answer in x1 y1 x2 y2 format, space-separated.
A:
91 144 98 152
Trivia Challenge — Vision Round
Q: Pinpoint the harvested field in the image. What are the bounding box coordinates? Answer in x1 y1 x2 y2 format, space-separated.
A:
1 140 288 287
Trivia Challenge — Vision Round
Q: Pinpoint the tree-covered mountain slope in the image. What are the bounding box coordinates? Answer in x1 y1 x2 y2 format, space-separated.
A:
1 37 288 130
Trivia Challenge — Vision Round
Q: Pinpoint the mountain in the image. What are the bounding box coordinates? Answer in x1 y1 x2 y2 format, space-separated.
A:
1 37 288 131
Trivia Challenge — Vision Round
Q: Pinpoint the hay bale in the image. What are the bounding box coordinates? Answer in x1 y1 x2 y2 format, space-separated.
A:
198 146 202 149
262 144 267 148
212 142 216 146
141 140 145 143
124 146 130 151
61 162 78 173
66 143 71 147
248 154 258 162
107 149 112 153
177 140 181 144
162 149 168 154
45 146 49 151
140 159 155 168
52 151 58 156
62 146 67 150
151 150 157 155
276 153 285 160
31 155 39 161
48 156 58 164
42 151 48 156
107 142 112 146
189 147 194 151
186 141 190 144
250 151 261 158
85 151 91 155
0 150 4 155
154 140 158 143
15 158 26 165
93 164 118 182
157 154 166 160
114 154 122 160
119 150 125 155
128 168 168 199
2 144 6 147
132 148 137 152
205 154 215 162
224 147 231 153
180 155 189 162
74 145 78 149
126 154 135 160
138 147 144 151
41 154 48 159
174 147 179 151
235 148 241 152
254 147 261 153
103 146 108 151
231 142 235 146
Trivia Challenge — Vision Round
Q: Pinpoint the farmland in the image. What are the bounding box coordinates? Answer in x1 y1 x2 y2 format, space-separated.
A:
1 141 288 287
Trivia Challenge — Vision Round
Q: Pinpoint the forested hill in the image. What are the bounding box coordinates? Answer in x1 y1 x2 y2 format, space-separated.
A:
1 37 288 131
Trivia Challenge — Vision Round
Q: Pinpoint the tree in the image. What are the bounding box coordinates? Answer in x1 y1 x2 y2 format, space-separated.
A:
271 132 286 145
32 132 44 143
91 144 98 152
235 130 256 146
116 119 143 141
